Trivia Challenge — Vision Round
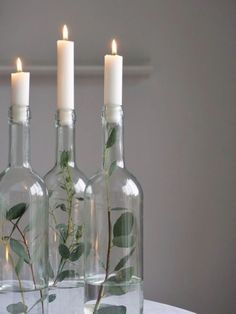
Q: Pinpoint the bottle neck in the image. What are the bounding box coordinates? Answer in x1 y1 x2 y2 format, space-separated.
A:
8 107 31 168
55 109 76 167
102 105 125 171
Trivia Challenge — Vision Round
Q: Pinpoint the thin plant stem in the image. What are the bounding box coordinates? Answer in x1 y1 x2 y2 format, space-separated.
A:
53 161 75 285
9 221 45 314
65 165 75 238
8 216 21 238
8 252 27 314
93 154 112 312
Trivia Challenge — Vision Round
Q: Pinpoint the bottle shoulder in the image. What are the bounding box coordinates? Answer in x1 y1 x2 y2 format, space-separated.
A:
0 166 48 196
44 164 87 193
86 167 143 197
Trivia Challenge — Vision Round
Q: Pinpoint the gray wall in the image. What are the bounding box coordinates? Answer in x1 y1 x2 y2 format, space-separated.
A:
0 1 235 313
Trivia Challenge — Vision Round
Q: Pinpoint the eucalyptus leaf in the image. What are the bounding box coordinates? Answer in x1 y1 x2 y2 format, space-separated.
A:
69 243 84 262
56 270 77 282
15 257 24 275
113 236 135 248
115 266 134 283
48 294 56 303
56 203 66 212
10 239 30 264
106 128 116 149
97 304 126 314
6 302 28 313
60 151 70 168
59 244 70 259
113 212 134 237
114 248 135 271
109 161 117 176
107 267 134 284
76 197 84 201
56 224 68 243
106 285 128 296
6 203 27 221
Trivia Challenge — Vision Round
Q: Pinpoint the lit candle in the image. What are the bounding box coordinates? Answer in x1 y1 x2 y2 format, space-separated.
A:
104 39 123 106
57 25 74 110
11 58 30 122
11 58 30 107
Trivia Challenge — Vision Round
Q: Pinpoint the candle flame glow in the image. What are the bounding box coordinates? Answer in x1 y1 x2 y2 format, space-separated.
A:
5 245 9 262
16 58 23 72
111 39 117 55
63 25 69 40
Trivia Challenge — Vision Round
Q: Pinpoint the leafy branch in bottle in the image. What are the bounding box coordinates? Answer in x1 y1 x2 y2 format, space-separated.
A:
50 151 84 290
2 203 46 314
93 127 136 314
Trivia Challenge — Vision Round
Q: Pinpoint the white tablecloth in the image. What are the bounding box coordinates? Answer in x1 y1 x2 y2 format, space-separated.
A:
144 300 195 314
1 292 196 314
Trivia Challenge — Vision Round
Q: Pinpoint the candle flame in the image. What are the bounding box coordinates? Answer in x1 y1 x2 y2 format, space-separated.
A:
63 25 69 40
16 57 23 72
5 245 9 262
111 39 117 55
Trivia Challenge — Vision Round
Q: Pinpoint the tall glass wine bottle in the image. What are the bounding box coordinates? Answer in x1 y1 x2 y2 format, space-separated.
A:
0 59 49 314
44 25 87 314
84 41 144 314
44 109 87 313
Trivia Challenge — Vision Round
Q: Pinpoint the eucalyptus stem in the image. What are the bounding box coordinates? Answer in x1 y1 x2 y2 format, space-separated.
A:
9 221 45 314
8 252 27 314
93 144 113 312
53 155 75 285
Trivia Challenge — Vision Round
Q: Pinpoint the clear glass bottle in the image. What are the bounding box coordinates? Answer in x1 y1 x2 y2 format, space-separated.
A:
84 105 143 314
44 109 87 314
0 106 49 314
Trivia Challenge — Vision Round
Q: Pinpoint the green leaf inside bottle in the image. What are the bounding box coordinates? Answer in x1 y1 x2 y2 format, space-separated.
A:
6 302 28 314
58 243 70 259
113 212 134 237
10 239 30 264
106 128 117 149
6 203 27 221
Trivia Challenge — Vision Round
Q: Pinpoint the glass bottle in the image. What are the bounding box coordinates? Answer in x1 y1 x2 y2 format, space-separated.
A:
84 105 143 314
0 106 49 314
44 109 87 314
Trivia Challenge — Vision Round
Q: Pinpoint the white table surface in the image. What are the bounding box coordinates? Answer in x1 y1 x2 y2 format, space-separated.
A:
1 292 196 314
144 300 195 314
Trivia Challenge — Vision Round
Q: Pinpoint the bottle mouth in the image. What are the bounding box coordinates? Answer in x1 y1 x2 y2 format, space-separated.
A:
102 105 123 124
56 108 76 126
9 105 30 124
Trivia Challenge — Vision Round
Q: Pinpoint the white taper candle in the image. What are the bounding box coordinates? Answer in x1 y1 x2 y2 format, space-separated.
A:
57 25 74 110
11 58 30 107
104 39 123 107
11 58 30 122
